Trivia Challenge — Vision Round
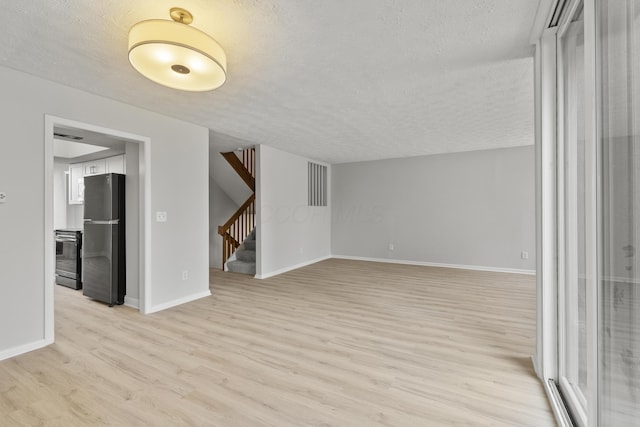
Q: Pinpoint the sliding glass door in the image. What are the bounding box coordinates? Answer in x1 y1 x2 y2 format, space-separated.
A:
555 0 640 425
557 3 588 424
598 0 640 424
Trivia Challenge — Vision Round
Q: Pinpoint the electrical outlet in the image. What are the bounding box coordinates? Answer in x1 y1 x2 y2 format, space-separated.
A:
521 251 529 260
182 270 188 281
388 243 395 251
156 211 167 222
0 192 6 204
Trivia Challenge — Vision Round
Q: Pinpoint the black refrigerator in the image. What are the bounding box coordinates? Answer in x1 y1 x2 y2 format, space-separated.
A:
82 173 126 306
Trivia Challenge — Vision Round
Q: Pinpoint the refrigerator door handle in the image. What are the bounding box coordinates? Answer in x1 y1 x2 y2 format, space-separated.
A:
84 219 120 225
55 237 78 244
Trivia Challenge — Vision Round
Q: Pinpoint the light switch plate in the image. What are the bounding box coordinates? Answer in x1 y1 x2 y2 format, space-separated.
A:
156 211 167 222
0 192 6 203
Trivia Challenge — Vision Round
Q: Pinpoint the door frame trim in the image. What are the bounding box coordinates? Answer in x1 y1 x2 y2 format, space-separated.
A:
44 115 152 344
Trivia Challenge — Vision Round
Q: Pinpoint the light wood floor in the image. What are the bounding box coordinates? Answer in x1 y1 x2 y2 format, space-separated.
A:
0 259 556 426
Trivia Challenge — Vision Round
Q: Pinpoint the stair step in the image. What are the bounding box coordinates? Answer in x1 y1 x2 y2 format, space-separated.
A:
236 249 256 262
242 240 256 250
227 260 256 275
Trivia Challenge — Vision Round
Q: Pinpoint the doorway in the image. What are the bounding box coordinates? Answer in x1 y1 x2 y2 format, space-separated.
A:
44 116 151 342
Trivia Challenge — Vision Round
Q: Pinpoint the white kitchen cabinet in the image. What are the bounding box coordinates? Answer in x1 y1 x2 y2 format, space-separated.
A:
106 155 125 174
83 159 106 176
68 155 126 204
68 163 84 205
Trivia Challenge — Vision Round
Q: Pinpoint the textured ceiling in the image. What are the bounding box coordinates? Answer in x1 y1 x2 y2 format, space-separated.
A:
0 0 538 164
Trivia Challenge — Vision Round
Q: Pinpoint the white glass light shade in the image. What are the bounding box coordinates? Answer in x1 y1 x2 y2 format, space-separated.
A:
128 19 227 91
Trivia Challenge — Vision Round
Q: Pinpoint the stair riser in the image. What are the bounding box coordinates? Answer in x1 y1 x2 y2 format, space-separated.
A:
236 250 256 262
227 260 256 275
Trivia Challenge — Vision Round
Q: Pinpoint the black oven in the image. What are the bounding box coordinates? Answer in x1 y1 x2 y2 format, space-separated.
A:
55 230 82 289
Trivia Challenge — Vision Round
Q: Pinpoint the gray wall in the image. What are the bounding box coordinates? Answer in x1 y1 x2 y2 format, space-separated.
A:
256 145 331 278
0 65 209 359
331 146 535 272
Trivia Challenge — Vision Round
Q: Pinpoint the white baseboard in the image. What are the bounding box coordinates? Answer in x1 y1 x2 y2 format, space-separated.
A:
124 296 139 309
532 355 542 379
331 255 536 275
256 255 332 279
0 338 53 361
145 290 212 314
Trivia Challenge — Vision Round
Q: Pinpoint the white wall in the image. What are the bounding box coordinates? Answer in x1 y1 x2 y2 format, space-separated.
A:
53 158 84 229
332 146 536 272
209 177 239 269
0 65 210 359
124 142 140 307
53 160 68 229
53 158 83 229
210 151 253 207
66 203 84 229
256 145 331 278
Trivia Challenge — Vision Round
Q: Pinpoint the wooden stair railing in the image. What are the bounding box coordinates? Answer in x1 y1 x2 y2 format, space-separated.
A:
218 194 255 266
218 148 256 267
242 148 255 178
221 149 255 191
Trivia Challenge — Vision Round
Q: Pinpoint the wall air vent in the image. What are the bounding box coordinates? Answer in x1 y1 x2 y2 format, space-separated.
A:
308 162 327 207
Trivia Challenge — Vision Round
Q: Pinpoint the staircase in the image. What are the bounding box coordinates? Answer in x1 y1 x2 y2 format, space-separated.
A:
218 148 256 275
227 228 256 275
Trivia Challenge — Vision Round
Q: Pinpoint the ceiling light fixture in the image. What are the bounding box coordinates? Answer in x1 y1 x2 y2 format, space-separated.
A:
128 7 227 92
